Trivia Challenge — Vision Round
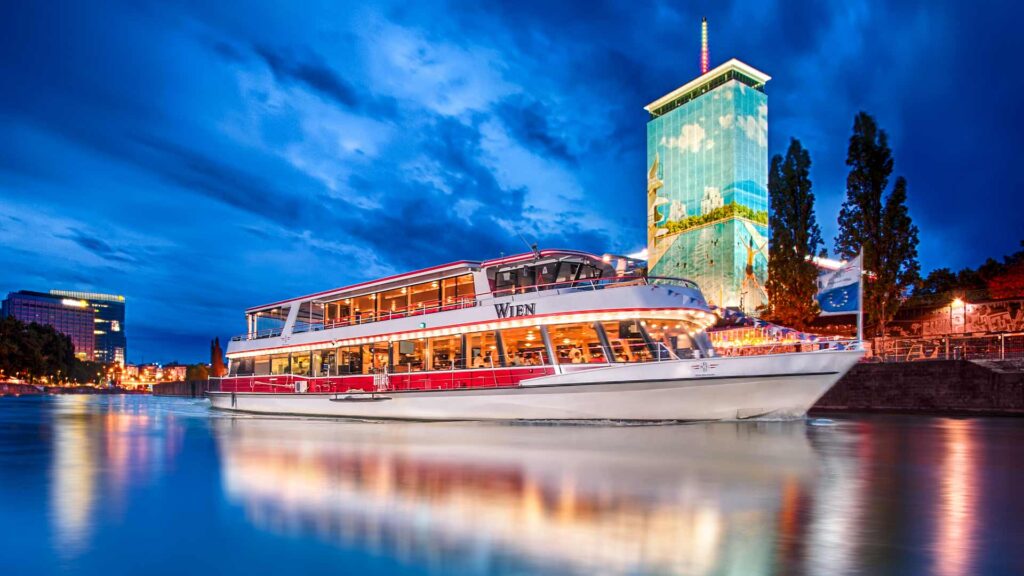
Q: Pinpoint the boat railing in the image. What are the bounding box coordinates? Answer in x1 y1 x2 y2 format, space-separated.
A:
712 338 862 357
232 274 703 342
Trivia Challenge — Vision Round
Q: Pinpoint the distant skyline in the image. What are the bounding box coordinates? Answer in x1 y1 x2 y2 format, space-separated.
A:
2 1 1022 362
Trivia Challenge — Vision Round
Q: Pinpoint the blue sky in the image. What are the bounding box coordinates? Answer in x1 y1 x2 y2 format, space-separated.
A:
1 0 1022 362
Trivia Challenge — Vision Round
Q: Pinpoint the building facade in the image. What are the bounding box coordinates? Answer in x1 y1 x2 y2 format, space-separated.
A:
49 290 126 365
1 291 96 360
645 59 770 312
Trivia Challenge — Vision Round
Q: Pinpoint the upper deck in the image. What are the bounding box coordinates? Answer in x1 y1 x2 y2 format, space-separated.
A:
229 249 711 356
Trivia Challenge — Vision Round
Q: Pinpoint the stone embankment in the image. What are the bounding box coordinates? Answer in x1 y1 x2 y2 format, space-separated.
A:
813 359 1024 415
152 380 214 398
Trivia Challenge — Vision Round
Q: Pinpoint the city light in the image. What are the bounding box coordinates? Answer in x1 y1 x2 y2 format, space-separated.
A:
61 298 88 308
807 255 846 271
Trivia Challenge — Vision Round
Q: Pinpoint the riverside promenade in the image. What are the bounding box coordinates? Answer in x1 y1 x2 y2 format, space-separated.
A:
0 383 147 396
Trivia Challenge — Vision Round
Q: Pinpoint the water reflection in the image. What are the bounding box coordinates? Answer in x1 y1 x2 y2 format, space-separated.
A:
47 396 185 556
5 398 1020 575
936 419 978 576
214 419 817 575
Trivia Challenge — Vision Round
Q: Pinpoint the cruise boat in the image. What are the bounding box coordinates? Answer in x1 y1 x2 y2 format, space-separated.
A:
209 249 862 421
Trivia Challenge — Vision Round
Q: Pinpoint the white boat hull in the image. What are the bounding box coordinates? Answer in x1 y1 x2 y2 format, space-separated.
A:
208 349 862 421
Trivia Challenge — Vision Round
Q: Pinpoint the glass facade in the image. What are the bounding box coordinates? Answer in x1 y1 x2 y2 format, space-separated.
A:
1 291 96 360
50 290 126 365
647 76 769 311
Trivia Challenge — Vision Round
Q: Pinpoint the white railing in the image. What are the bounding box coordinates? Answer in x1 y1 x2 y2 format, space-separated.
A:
868 333 1024 362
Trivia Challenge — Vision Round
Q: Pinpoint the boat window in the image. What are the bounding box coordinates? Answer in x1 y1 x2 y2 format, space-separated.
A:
409 281 439 312
642 319 707 359
353 294 376 324
336 345 362 375
455 274 475 301
315 350 333 377
253 307 288 335
577 264 603 282
465 330 499 369
548 323 606 364
427 335 462 370
325 300 351 327
290 353 311 376
232 357 254 376
363 343 389 374
499 326 548 366
600 320 654 363
494 269 517 295
555 262 582 284
254 356 270 376
270 354 291 375
441 276 458 306
517 267 537 292
536 262 559 286
394 339 426 372
379 286 409 319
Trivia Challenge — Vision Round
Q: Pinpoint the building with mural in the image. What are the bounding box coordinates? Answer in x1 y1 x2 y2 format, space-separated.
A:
644 54 770 312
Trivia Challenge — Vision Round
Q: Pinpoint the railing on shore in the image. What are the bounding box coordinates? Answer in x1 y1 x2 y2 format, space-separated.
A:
867 332 1024 362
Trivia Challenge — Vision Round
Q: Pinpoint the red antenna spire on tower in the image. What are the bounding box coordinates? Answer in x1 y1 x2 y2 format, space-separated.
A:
700 17 709 74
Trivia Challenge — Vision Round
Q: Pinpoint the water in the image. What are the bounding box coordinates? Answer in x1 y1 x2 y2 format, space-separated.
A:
1 396 1022 575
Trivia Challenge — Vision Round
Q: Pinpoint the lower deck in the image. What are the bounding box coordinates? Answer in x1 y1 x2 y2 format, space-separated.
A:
215 365 569 394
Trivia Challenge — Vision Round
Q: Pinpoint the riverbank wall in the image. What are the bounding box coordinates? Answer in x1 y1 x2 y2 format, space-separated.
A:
152 380 213 398
812 359 1024 415
1 383 43 396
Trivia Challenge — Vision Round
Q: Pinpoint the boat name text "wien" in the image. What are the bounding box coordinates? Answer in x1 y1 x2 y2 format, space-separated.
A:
494 303 537 318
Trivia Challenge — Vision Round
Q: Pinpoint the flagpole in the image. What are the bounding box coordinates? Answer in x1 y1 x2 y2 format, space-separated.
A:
856 247 864 344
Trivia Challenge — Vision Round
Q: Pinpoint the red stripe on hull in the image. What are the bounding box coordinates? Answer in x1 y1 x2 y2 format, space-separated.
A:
217 366 558 394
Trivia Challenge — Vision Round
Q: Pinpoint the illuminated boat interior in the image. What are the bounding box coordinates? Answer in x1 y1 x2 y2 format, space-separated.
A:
222 250 719 394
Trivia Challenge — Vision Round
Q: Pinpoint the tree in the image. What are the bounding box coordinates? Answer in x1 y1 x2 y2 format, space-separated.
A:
835 112 919 335
210 338 226 377
186 364 210 381
988 241 1024 299
764 138 823 329
0 317 79 383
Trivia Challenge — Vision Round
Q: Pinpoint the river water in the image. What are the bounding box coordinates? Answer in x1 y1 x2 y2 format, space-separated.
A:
1 395 1022 575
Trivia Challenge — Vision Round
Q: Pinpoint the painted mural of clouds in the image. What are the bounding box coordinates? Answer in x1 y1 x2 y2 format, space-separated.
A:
737 104 769 148
662 123 707 153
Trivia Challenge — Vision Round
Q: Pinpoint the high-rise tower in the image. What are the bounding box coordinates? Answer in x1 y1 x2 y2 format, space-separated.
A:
644 20 770 311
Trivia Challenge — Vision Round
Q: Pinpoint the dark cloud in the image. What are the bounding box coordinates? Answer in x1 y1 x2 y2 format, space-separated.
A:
131 136 308 223
251 44 399 119
254 44 361 108
495 95 575 164
60 228 137 263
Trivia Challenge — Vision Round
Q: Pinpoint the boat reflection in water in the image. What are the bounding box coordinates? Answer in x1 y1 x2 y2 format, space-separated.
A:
214 418 818 575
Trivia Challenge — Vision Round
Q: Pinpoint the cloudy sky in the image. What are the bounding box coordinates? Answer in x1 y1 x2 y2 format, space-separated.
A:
1 0 1021 362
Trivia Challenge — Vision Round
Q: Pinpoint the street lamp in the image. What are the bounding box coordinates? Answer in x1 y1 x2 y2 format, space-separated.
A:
948 296 966 359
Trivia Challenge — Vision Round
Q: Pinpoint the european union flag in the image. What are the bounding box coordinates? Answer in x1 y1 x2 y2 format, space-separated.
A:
816 254 862 316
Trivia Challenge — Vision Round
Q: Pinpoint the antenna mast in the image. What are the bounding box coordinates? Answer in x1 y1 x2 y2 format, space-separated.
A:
700 17 709 74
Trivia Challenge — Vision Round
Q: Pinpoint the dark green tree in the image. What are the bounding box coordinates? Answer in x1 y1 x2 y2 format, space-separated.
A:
186 363 210 381
836 112 920 335
764 138 822 329
0 317 79 383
